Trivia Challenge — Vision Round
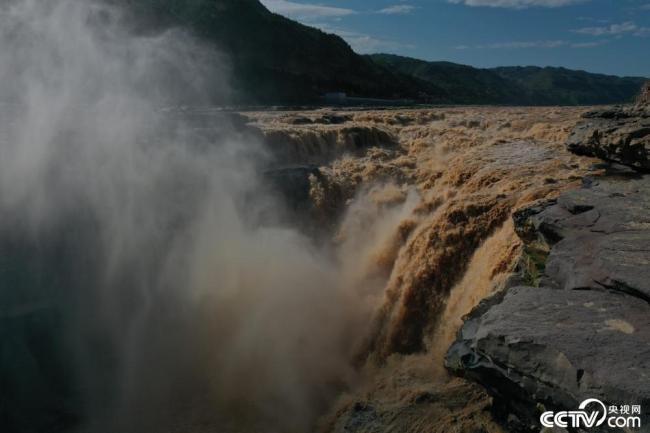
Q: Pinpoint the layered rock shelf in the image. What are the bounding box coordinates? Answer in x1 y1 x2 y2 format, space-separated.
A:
566 103 649 172
447 96 650 432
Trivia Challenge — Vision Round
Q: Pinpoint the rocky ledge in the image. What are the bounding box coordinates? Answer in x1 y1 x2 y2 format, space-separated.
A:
566 98 649 172
446 174 650 432
446 101 650 432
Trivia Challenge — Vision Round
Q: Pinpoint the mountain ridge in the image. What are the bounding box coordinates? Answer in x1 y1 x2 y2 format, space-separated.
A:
119 0 439 103
120 0 647 105
369 53 648 106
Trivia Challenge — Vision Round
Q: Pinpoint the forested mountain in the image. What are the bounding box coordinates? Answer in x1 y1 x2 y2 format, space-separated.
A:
120 0 647 105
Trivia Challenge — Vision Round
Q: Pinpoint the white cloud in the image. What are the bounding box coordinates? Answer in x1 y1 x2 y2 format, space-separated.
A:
260 0 355 20
313 23 414 53
259 0 417 53
456 40 568 49
577 16 610 23
492 40 567 48
378 5 418 14
345 34 415 53
573 21 650 36
448 0 588 8
456 39 609 49
570 40 608 48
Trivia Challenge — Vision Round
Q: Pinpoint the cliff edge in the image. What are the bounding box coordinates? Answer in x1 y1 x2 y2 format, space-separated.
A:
446 87 650 432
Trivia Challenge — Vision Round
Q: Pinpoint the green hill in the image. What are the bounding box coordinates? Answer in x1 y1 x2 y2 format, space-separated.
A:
491 65 646 105
367 54 520 104
369 54 647 106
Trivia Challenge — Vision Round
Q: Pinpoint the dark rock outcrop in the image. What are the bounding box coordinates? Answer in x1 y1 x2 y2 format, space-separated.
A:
446 175 650 432
638 82 650 106
566 103 650 172
447 285 650 432
538 177 650 299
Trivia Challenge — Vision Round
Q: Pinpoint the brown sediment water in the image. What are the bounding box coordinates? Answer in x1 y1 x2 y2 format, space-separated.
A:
249 106 598 432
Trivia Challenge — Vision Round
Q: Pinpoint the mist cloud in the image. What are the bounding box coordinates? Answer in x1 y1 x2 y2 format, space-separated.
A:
0 1 392 432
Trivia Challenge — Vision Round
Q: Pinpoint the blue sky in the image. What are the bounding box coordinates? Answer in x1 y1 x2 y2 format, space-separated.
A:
259 0 650 77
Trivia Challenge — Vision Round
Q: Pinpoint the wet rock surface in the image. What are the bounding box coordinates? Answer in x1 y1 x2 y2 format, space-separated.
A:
566 105 650 172
446 174 650 432
448 286 650 432
538 177 650 299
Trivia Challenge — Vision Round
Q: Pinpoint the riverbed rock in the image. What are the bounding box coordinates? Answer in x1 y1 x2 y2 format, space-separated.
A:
566 106 650 172
446 175 650 432
529 176 650 299
447 286 650 432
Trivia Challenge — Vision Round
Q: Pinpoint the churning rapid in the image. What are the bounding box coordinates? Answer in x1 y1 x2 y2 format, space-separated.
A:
0 1 599 433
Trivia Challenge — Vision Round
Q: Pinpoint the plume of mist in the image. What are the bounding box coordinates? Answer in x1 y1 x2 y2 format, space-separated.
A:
0 1 398 432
